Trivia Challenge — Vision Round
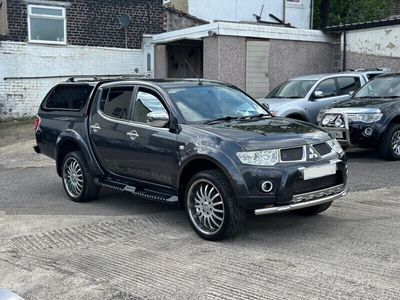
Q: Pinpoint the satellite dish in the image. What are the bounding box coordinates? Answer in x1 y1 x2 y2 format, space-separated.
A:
119 15 130 29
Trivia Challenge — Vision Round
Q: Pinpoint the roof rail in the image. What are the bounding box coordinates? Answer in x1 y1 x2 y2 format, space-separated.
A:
338 68 392 73
65 74 144 82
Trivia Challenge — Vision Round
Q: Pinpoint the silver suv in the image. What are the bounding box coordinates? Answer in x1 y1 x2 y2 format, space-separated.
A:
258 73 369 123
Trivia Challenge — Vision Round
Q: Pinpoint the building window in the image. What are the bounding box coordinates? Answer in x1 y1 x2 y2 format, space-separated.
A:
28 5 66 44
286 0 301 4
147 52 152 72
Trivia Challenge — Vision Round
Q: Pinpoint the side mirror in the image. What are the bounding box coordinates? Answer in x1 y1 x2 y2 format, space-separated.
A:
349 91 354 96
147 111 169 128
312 91 324 99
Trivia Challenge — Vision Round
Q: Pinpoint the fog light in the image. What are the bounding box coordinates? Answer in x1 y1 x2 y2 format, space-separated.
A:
261 181 273 193
364 127 373 136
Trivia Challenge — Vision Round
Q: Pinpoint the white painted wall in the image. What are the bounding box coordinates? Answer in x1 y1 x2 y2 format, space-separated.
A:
346 25 400 58
188 0 312 29
0 42 144 118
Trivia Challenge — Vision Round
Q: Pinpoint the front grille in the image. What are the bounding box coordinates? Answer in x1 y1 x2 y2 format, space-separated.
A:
313 143 332 157
280 147 303 161
293 172 343 195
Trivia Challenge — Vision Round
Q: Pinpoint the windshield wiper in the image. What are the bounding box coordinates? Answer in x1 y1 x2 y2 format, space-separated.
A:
355 96 400 99
267 96 301 99
203 116 240 125
239 113 271 121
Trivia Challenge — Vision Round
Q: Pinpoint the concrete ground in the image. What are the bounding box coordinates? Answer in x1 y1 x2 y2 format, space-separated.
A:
0 123 399 299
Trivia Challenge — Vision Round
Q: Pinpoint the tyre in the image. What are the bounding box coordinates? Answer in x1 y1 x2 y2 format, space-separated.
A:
61 151 100 202
185 170 247 241
379 124 400 160
291 201 333 216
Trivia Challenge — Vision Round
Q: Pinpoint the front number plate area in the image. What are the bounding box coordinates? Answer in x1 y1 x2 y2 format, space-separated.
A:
303 164 337 180
327 130 344 139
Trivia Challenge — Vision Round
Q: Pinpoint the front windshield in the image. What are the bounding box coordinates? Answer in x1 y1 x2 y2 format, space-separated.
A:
166 85 267 123
267 80 317 98
355 76 400 98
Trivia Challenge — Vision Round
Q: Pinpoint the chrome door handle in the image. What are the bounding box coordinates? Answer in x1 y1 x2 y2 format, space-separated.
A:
126 130 139 140
90 123 101 133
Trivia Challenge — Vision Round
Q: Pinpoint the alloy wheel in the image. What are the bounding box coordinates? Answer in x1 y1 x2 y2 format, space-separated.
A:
63 157 84 198
187 179 225 235
392 130 400 156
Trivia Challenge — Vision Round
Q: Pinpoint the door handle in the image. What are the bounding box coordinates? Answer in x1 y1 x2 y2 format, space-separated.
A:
126 130 139 140
90 123 101 133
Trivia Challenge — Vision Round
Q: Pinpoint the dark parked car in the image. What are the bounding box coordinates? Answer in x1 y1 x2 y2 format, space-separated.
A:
318 73 400 160
34 78 348 240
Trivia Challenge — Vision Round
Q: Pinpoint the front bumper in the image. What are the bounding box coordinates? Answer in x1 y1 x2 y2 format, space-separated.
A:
236 156 347 210
254 184 347 215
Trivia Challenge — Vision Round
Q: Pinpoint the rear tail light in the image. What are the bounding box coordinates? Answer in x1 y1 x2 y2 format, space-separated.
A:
34 116 41 133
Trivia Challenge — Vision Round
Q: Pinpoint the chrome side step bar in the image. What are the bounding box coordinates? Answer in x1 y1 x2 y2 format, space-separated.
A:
95 178 178 203
254 187 348 216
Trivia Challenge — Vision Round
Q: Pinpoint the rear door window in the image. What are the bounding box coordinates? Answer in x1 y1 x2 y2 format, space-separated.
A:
100 86 134 120
337 76 361 95
45 84 93 109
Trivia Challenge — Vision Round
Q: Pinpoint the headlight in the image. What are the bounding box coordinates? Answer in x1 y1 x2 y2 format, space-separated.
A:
237 149 279 166
347 113 383 123
327 139 344 154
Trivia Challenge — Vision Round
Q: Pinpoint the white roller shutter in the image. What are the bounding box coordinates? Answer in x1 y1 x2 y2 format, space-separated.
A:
246 40 270 98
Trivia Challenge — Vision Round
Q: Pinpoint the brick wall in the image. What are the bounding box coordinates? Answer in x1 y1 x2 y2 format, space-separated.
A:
0 42 145 118
2 0 165 49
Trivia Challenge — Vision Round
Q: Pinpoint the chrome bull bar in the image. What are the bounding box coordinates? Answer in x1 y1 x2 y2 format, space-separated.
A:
254 184 347 216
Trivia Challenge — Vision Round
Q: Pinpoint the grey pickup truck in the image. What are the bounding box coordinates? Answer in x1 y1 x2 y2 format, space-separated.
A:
34 77 348 240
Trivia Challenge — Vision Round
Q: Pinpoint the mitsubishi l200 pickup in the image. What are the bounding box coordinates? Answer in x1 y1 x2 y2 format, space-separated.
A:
34 78 348 240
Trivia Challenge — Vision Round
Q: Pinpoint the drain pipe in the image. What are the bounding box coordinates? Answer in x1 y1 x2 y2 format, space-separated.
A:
342 30 347 71
310 0 314 29
282 0 286 23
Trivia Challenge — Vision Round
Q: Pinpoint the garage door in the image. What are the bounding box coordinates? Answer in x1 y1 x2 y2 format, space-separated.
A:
246 40 270 99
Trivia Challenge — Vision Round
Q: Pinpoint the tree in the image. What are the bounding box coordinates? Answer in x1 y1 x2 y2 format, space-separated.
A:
313 0 393 29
